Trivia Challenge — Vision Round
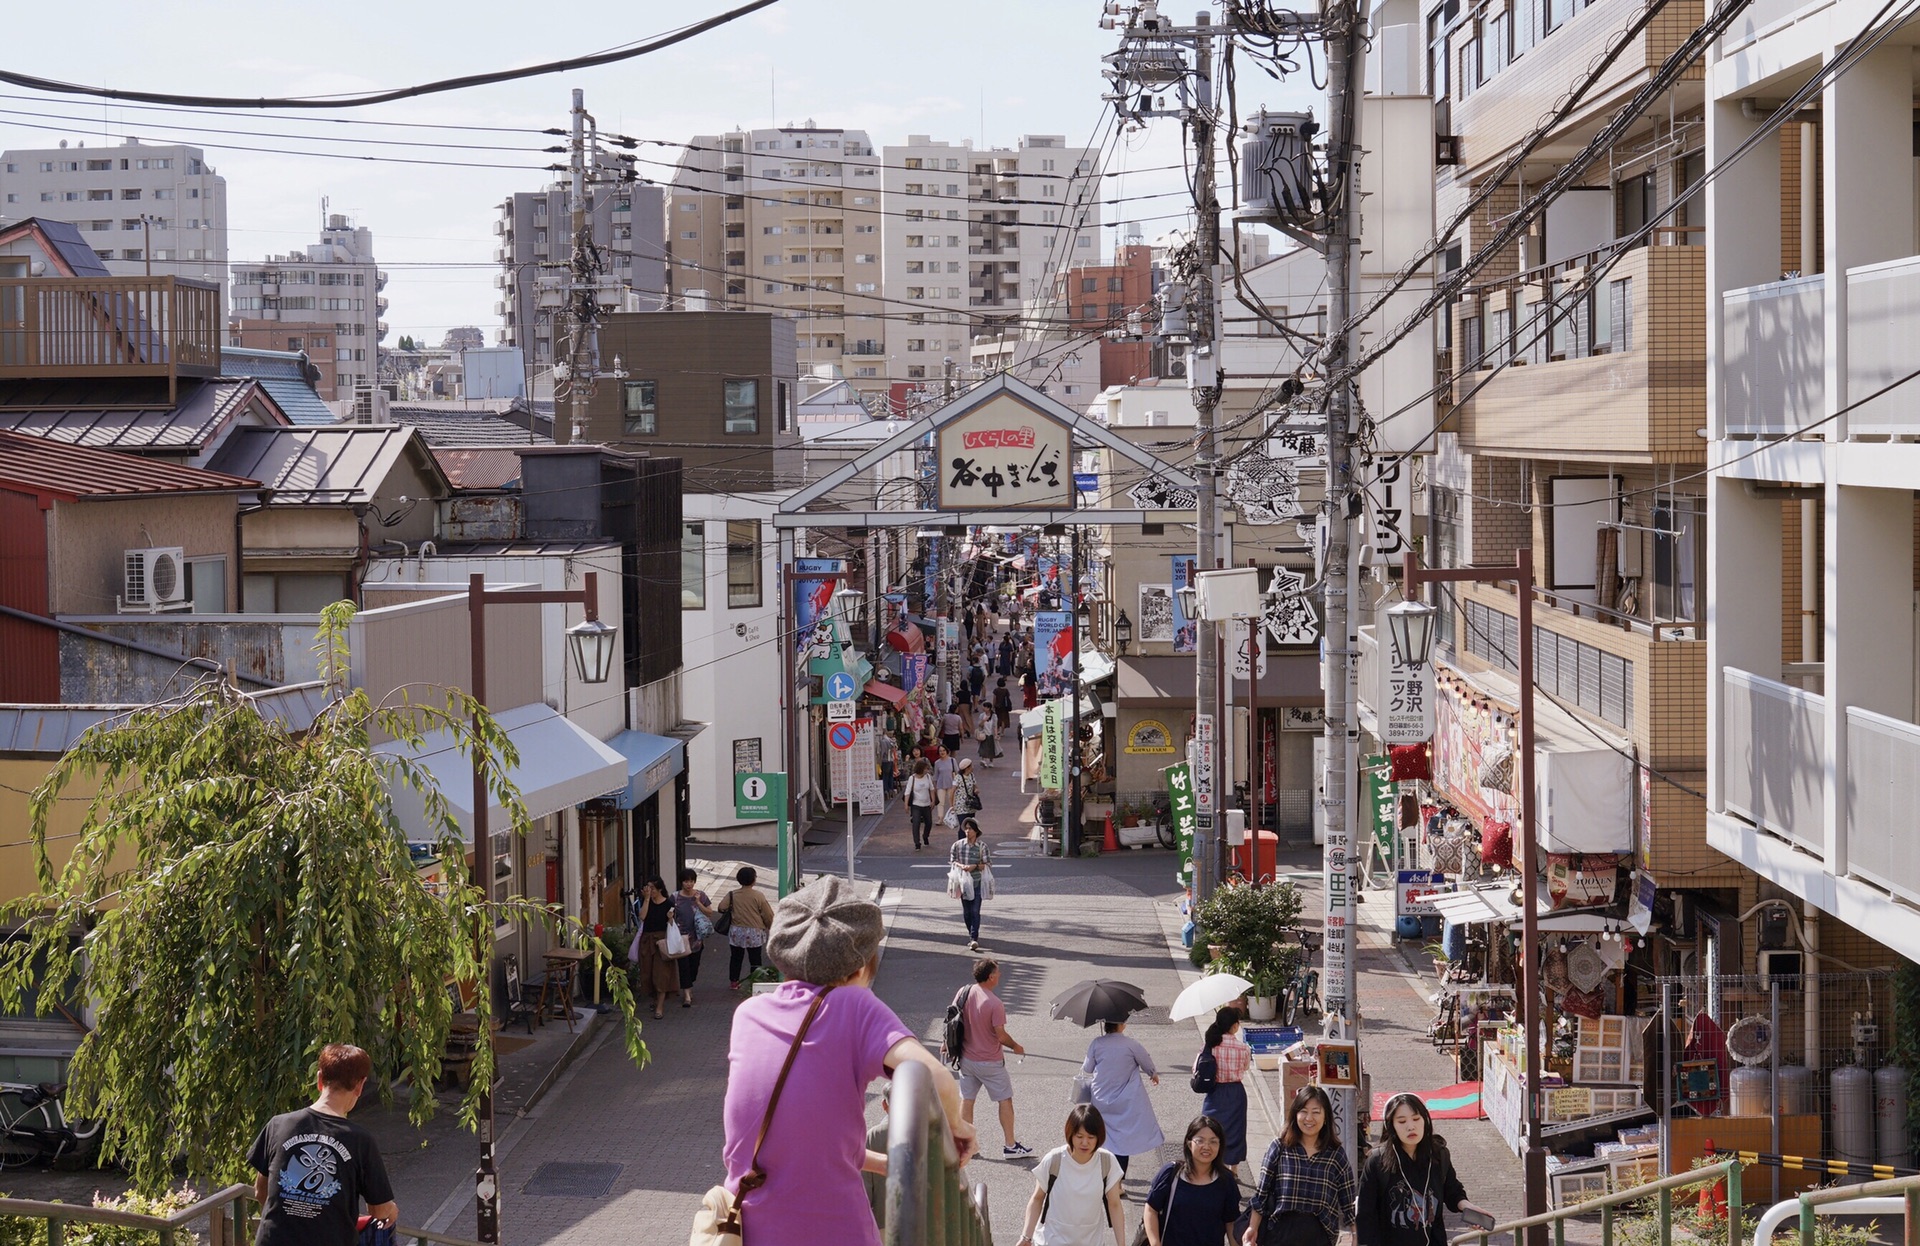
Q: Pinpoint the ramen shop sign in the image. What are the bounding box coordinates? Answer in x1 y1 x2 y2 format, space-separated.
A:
936 393 1073 512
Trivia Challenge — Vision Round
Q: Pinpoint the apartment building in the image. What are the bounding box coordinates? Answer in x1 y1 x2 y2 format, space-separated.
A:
664 125 887 392
1706 1 1920 972
228 215 388 402
1049 241 1160 388
493 173 666 372
0 138 227 286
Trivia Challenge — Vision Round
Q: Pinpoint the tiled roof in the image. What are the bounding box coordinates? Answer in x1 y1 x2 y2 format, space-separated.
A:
0 429 262 500
433 447 524 491
387 402 553 447
0 378 285 452
220 348 336 426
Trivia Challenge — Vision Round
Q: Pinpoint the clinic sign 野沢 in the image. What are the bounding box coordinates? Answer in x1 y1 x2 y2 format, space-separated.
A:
936 394 1072 511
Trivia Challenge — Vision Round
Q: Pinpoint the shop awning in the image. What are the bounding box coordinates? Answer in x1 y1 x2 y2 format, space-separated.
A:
1116 655 1196 705
1426 885 1528 926
379 702 626 836
607 730 685 810
864 680 909 707
1080 650 1117 685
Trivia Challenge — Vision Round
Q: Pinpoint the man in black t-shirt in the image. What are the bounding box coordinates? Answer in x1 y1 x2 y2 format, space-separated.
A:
248 1043 397 1246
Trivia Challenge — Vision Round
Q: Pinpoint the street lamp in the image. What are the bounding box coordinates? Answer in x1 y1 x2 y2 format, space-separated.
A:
465 570 611 1244
1175 583 1198 620
1114 609 1133 655
1384 598 1438 667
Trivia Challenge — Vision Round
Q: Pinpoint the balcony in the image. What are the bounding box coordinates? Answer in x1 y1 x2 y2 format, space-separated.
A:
1454 244 1704 462
1722 273 1823 436
1844 254 1920 436
1846 707 1920 906
1721 666 1826 856
0 275 221 390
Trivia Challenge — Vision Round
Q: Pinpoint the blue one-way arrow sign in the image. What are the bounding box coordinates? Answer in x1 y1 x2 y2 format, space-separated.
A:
826 671 857 702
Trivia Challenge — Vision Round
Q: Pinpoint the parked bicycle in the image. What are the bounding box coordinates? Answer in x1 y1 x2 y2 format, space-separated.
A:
0 1082 105 1169
1282 964 1322 1027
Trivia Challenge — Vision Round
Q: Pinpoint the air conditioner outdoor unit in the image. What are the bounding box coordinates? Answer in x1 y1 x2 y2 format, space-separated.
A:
122 547 187 610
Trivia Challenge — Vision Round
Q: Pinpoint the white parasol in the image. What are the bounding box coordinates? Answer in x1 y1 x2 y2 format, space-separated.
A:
1169 972 1252 1021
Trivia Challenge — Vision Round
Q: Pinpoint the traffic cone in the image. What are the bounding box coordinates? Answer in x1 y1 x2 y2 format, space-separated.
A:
1698 1139 1723 1221
1103 814 1120 854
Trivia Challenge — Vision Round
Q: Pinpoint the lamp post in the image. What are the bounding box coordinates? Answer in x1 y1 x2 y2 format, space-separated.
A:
1114 608 1133 656
466 570 614 1244
1400 550 1545 1246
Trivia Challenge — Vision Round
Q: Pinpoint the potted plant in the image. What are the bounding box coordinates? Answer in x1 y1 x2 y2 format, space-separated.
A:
1193 879 1305 1018
1244 963 1285 1022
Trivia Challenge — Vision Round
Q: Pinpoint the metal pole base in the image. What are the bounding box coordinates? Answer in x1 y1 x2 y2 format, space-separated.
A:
1525 1144 1550 1246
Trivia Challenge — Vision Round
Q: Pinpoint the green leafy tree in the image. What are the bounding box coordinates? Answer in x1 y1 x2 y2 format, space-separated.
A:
1193 878 1303 977
0 603 644 1193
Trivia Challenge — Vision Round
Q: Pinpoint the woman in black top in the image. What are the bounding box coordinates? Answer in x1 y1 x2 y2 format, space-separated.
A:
1144 1116 1241 1246
630 878 678 1019
1356 1094 1493 1246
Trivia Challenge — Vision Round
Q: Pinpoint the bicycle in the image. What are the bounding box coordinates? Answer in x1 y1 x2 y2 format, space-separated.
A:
1282 965 1323 1027
1150 794 1177 850
0 1082 105 1169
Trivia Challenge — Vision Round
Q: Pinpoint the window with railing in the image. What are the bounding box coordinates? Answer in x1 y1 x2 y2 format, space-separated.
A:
1463 599 1634 728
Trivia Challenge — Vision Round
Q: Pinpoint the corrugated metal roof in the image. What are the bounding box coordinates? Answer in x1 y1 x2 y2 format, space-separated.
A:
0 430 262 500
433 447 523 491
0 378 284 452
206 424 440 505
0 681 335 753
258 379 337 426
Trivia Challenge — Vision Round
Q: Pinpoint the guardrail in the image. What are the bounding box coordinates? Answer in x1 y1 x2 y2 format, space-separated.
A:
882 1059 994 1246
0 1187 482 1246
1794 1171 1920 1246
1446 1158 1743 1246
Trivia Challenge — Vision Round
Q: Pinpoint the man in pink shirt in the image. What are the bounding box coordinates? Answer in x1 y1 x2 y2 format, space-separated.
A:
956 958 1030 1157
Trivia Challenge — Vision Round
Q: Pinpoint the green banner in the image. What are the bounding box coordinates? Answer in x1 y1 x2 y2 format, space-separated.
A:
1366 754 1394 863
1166 762 1197 885
1041 698 1065 791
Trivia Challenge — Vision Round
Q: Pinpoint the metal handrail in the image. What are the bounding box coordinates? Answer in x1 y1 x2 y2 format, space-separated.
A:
1446 1158 1743 1246
0 1187 482 1246
1796 1172 1920 1246
882 1059 994 1246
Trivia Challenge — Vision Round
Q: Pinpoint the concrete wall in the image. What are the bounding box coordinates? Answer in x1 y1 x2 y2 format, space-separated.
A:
55 616 321 702
349 593 542 739
47 494 240 615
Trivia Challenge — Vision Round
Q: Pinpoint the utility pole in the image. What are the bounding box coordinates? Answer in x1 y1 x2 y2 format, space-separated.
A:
559 88 603 445
1188 11 1225 904
1319 0 1365 1173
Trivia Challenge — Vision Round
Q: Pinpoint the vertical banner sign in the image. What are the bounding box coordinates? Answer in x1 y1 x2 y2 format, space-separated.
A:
1041 698 1065 791
1367 758 1394 865
1365 456 1411 566
793 558 845 653
1323 742 1352 1019
852 719 883 810
1232 617 1269 680
1380 644 1436 746
1192 714 1216 815
1170 555 1198 653
924 541 939 614
1166 762 1198 885
903 654 927 694
1034 610 1075 700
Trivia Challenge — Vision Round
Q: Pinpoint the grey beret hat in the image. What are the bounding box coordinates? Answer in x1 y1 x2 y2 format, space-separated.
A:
765 875 886 985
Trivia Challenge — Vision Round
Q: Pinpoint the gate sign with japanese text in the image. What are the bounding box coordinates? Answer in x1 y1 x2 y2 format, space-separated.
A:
936 393 1072 511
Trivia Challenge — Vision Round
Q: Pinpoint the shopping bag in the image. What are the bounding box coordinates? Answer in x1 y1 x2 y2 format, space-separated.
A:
980 866 996 901
664 923 691 959
946 865 966 900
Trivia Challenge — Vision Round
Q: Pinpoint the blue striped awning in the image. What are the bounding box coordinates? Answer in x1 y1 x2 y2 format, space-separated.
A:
608 730 685 809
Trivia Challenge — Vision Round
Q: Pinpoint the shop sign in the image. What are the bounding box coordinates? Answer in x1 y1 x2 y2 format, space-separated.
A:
935 394 1071 510
1166 761 1198 885
1546 855 1620 908
1041 698 1065 791
1380 631 1436 746
1282 706 1327 731
1192 714 1215 813
1627 870 1656 936
1367 756 1394 864
1395 869 1447 917
1126 719 1177 754
1231 618 1269 679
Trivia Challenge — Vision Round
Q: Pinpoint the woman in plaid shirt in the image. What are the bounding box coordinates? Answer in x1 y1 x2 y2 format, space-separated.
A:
1243 1086 1354 1246
1198 1008 1253 1173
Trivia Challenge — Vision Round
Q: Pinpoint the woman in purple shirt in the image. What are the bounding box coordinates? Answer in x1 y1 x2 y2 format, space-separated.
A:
722 876 976 1245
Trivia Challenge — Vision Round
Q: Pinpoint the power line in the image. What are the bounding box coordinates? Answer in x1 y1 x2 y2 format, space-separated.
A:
0 1 787 109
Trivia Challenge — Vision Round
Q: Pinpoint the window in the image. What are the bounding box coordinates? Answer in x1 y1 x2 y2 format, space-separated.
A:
726 520 762 607
777 380 792 433
623 379 658 434
85 158 111 171
88 189 112 202
1108 276 1124 292
187 556 226 613
1607 277 1633 352
1675 151 1706 231
1616 172 1654 243
1652 498 1703 622
723 378 759 434
682 523 707 609
907 338 926 351
1081 277 1098 293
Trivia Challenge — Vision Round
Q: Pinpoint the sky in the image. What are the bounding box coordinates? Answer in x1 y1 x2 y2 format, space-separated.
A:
0 0 1318 346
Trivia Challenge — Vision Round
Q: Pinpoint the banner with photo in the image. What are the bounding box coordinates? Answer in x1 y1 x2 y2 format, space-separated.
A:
1137 584 1175 644
1170 555 1198 653
794 557 846 653
1033 609 1075 699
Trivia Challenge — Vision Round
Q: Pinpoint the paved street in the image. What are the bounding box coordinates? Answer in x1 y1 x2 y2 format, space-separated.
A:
405 722 1534 1245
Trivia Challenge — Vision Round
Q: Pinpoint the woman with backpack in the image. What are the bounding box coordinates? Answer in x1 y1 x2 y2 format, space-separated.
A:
1355 1093 1493 1246
1243 1086 1354 1246
1192 1008 1251 1173
1017 1104 1127 1246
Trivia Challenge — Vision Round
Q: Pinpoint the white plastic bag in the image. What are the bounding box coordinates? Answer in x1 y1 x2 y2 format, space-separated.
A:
980 865 997 902
946 865 966 900
664 922 691 959
628 927 643 964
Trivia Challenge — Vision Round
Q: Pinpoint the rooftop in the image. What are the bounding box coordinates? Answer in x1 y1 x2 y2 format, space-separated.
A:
220 348 334 428
0 377 287 453
206 425 443 506
0 217 111 277
0 429 261 501
433 447 524 491
387 401 553 447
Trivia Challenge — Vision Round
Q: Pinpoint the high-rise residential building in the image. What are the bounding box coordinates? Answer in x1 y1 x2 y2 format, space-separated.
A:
228 215 387 403
665 124 887 394
1707 4 1920 969
881 134 1104 384
0 138 227 286
493 172 666 373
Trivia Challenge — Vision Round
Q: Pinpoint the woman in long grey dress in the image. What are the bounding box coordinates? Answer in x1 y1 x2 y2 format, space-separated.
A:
1081 1020 1164 1175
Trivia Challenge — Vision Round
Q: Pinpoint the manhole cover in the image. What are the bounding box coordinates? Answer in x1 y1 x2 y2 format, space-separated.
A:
523 1161 622 1198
